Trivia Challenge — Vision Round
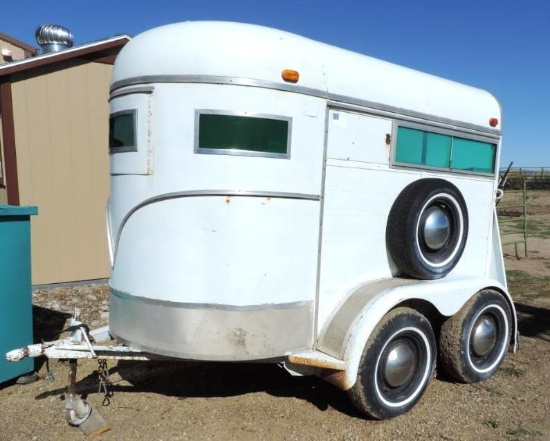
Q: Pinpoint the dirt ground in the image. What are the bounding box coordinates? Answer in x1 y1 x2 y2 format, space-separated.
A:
1 191 550 441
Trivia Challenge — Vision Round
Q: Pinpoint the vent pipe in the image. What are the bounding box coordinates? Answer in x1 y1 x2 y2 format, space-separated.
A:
35 25 74 54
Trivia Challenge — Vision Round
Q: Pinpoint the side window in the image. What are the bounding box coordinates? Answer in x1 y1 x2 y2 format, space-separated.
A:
196 111 291 158
109 110 137 153
396 128 451 168
395 126 496 174
452 138 495 173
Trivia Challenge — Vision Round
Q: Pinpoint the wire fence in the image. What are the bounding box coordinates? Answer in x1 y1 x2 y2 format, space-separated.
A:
497 179 528 258
500 167 550 190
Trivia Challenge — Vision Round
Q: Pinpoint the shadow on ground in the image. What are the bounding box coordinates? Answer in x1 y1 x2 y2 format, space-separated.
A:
32 306 71 372
36 359 365 419
515 302 550 342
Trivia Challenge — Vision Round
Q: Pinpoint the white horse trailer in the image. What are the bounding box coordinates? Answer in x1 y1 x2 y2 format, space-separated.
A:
106 21 517 419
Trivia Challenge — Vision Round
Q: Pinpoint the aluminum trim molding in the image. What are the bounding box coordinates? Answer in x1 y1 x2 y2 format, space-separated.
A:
113 189 320 263
109 289 314 361
111 288 313 311
110 75 502 137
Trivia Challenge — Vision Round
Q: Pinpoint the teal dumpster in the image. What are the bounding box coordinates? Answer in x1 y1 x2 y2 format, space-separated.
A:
0 205 37 384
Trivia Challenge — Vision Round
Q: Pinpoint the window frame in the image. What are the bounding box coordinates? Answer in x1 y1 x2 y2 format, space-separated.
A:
194 110 292 159
391 121 498 176
109 109 138 154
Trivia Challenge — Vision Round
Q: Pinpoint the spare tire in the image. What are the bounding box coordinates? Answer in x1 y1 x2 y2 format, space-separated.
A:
386 178 468 279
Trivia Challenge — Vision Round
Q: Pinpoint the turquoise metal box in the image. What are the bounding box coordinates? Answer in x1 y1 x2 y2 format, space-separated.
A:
0 205 38 384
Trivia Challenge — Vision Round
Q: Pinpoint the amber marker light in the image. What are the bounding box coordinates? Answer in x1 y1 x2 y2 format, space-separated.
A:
489 118 499 127
282 69 300 83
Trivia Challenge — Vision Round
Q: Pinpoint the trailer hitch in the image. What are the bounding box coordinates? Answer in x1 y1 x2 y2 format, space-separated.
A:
6 309 160 434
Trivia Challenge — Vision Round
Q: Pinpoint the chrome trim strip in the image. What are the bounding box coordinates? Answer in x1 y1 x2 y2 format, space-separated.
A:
111 75 306 94
113 190 320 263
313 107 331 342
395 120 499 145
109 109 138 153
111 288 313 311
105 197 114 268
327 99 501 139
110 75 502 137
388 120 498 178
109 85 154 100
330 101 502 140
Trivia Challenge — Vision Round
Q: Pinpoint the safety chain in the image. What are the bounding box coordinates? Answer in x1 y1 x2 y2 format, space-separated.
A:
97 358 114 406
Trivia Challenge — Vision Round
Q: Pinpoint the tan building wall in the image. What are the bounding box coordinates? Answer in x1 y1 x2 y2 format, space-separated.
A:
11 61 112 284
0 38 31 64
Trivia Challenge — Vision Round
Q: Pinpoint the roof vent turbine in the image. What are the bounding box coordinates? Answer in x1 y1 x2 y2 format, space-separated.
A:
35 25 74 54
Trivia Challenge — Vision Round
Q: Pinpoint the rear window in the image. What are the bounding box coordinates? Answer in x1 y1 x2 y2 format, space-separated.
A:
196 112 290 158
109 110 137 153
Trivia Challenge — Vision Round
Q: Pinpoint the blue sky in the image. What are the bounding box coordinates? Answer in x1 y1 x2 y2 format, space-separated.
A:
3 0 549 167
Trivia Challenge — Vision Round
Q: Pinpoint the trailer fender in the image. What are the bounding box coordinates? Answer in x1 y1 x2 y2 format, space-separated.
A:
317 276 516 390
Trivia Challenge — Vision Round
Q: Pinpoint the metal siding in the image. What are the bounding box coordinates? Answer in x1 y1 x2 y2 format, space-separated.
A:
111 196 320 305
112 22 501 132
110 289 314 360
317 111 498 332
0 40 27 64
11 62 112 284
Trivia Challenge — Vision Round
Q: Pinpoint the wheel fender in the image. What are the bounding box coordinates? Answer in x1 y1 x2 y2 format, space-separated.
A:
320 277 516 390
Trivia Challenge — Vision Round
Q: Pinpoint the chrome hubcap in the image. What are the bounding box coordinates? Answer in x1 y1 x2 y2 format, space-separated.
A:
384 339 416 387
423 206 451 250
472 316 497 357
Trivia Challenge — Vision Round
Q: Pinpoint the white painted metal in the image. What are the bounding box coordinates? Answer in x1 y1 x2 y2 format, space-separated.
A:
319 275 514 389
107 21 513 379
317 110 500 330
112 22 500 130
6 342 151 361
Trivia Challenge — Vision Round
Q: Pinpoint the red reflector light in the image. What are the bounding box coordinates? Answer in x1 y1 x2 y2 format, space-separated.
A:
489 118 498 127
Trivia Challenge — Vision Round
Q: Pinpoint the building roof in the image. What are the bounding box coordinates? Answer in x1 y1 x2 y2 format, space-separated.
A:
0 34 131 78
0 32 37 56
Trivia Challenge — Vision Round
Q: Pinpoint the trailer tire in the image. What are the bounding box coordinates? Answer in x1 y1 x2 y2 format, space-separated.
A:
348 307 436 419
386 179 468 280
439 290 512 383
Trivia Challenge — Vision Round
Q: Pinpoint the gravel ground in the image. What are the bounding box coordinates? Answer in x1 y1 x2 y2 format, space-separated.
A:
1 274 549 441
1 193 550 441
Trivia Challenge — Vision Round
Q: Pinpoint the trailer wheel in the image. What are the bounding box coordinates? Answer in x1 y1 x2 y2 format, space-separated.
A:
348 307 436 419
386 179 468 279
439 290 512 383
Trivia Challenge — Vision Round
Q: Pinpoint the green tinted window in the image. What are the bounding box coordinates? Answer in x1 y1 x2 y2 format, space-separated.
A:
452 138 495 173
396 127 451 168
395 127 424 164
395 126 495 174
109 111 136 152
198 113 289 157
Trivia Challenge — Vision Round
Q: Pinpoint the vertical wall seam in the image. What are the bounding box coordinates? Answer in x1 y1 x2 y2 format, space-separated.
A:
0 79 20 205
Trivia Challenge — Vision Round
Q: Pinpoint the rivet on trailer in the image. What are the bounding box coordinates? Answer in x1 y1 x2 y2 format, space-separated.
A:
7 21 518 428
